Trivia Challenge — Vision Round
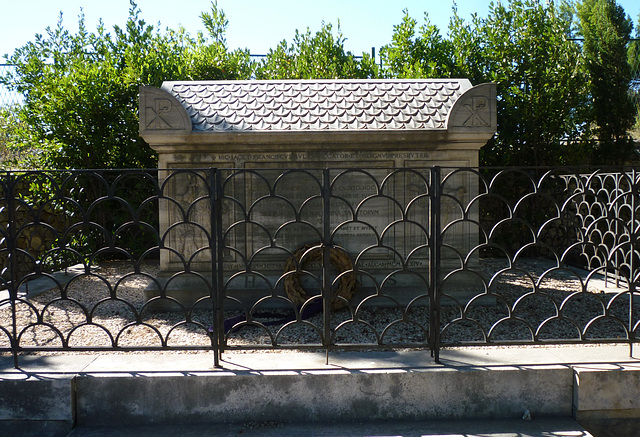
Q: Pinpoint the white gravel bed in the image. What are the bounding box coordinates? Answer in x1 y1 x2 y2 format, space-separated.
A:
0 259 638 352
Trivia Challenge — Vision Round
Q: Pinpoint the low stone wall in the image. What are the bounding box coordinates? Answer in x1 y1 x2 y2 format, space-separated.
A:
1 357 638 435
573 363 640 436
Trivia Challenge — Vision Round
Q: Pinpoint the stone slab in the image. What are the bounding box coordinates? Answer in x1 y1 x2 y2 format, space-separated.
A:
572 362 640 412
1 345 637 434
0 377 74 423
0 420 73 437
67 418 593 437
74 365 572 426
572 362 640 436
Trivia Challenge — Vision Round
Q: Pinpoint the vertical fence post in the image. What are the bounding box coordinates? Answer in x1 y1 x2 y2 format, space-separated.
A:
610 173 622 289
4 172 20 368
630 170 638 358
322 168 331 364
429 166 442 363
210 168 224 367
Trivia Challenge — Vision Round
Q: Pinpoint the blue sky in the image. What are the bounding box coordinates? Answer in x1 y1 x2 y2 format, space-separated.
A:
1 0 640 60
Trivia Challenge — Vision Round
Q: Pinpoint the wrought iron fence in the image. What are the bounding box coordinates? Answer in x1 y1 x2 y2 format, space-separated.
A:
0 167 639 367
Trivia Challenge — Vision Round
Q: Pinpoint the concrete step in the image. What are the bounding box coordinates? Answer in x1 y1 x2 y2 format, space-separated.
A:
1 345 639 437
64 418 593 437
0 417 596 437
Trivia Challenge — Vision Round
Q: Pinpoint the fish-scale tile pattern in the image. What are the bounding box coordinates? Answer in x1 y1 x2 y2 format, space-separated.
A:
163 79 470 132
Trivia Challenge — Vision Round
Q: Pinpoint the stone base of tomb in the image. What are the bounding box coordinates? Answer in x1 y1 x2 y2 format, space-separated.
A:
143 271 215 312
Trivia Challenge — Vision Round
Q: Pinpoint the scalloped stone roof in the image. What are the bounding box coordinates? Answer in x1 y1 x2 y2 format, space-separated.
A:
161 79 473 132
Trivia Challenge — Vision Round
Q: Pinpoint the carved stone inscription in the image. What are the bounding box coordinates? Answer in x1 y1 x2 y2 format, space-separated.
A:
242 161 404 256
145 99 175 129
448 83 496 131
139 86 191 134
462 96 490 127
159 153 478 281
162 170 212 271
413 160 477 261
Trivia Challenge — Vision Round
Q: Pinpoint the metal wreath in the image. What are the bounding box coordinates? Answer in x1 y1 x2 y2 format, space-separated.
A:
283 244 357 310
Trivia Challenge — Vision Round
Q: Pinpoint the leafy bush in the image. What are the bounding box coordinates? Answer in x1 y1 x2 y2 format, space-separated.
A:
255 22 378 80
1 1 252 170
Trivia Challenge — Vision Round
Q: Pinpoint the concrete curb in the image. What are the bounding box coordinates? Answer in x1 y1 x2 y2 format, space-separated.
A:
1 345 638 436
75 365 571 426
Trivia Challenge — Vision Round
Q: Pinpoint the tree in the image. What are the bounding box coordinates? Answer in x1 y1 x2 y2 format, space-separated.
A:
188 1 253 81
577 0 636 164
449 0 590 166
255 22 378 80
380 9 459 79
1 0 252 169
0 106 39 169
627 14 640 73
630 14 640 139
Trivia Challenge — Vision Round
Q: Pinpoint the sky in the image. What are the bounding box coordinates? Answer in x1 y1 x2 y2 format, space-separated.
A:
1 0 639 61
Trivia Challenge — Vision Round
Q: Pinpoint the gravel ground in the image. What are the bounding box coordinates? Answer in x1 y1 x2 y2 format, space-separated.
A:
1 258 638 352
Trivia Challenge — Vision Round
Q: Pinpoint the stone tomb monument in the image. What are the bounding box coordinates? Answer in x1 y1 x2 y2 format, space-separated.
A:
139 79 496 310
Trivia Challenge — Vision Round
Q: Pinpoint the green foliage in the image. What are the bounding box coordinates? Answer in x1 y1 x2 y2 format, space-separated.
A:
1 0 252 170
191 2 253 80
381 10 459 78
0 105 45 169
383 0 638 166
2 0 640 170
255 22 378 80
200 0 228 46
451 0 590 166
632 15 640 139
577 0 636 163
381 1 602 166
628 14 640 76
